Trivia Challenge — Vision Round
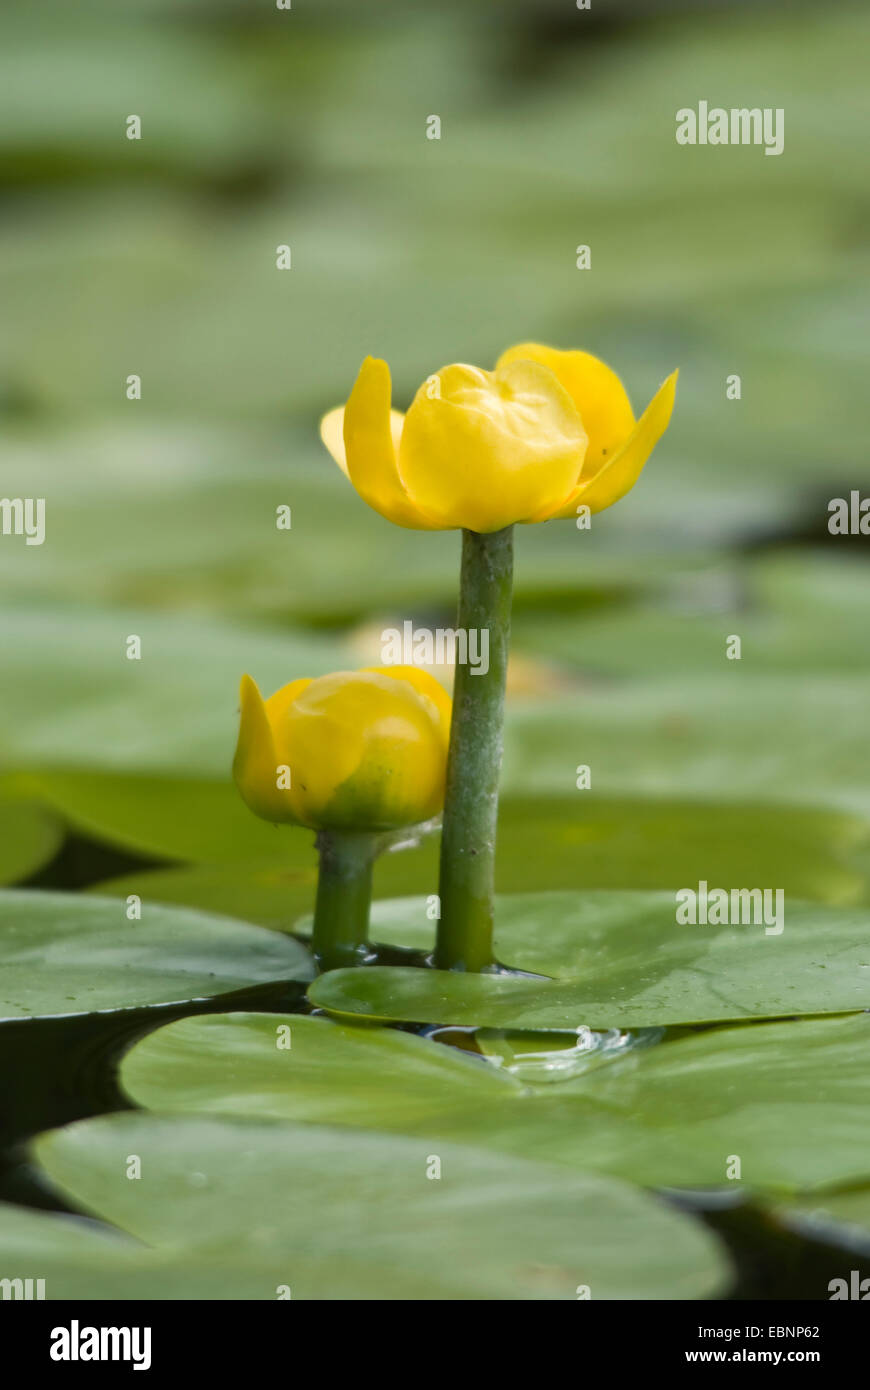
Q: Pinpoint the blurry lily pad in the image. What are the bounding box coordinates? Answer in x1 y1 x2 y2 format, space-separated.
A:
0 424 720 623
0 890 312 1022
0 1202 154 1299
775 1188 870 1264
0 428 460 623
0 1197 532 1301
23 772 291 864
512 553 870 678
0 602 349 778
503 675 870 816
35 1109 729 1300
0 15 270 180
84 792 869 904
0 796 62 883
3 604 868 821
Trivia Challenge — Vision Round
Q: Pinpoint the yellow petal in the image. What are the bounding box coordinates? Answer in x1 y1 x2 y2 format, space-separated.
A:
365 664 452 748
545 370 678 519
264 677 313 735
398 359 586 532
232 675 299 824
288 671 446 830
281 673 367 826
319 407 351 480
319 403 404 482
338 357 440 530
497 342 636 477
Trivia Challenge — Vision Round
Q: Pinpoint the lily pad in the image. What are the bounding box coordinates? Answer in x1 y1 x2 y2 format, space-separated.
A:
121 1010 870 1194
123 1010 523 1124
502 676 870 817
537 1013 870 1193
0 1201 153 1298
22 771 292 864
6 610 868 845
90 794 869 913
512 553 870 679
34 1110 729 1300
0 796 62 883
14 669 870 830
0 890 313 1022
309 890 870 1029
0 1198 477 1301
775 1189 870 1263
0 603 349 779
94 857 320 930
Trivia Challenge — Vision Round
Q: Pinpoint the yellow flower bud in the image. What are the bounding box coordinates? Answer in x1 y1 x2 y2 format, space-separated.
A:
233 666 451 832
320 345 677 532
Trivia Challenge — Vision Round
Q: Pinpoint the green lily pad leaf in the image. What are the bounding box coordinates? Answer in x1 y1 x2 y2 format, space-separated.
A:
512 554 870 678
120 1011 870 1195
0 796 62 883
11 665 870 827
122 1011 524 1124
309 890 870 1029
0 18 270 178
91 793 869 913
0 1198 481 1301
775 1188 870 1262
533 1013 870 1193
35 1110 729 1300
0 1201 150 1297
23 771 294 864
0 421 730 622
94 857 319 929
0 890 313 1022
502 675 870 817
0 603 350 779
28 772 433 872
6 606 869 825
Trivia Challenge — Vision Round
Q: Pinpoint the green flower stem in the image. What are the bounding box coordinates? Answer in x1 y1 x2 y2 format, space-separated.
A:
436 524 514 971
312 829 376 972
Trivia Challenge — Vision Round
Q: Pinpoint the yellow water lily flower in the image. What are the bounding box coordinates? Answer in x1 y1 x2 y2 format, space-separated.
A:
233 666 451 832
320 345 677 533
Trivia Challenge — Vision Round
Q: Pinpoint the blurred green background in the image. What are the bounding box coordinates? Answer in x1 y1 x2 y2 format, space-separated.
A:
1 0 869 919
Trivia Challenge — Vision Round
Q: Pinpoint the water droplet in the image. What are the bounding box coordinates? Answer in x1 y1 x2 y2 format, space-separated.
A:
477 1025 663 1083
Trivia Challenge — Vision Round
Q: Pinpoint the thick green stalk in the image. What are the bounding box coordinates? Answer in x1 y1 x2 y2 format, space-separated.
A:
435 525 514 971
312 829 376 972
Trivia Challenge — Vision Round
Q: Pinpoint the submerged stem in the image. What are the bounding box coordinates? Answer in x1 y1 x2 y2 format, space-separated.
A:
435 525 514 971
